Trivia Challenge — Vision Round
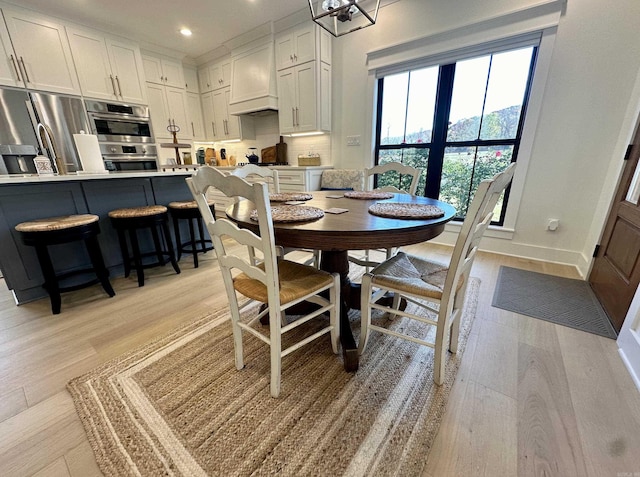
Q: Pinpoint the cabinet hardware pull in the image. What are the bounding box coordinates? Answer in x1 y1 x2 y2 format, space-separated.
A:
10 55 21 81
292 108 295 127
109 75 117 96
212 121 216 136
19 57 30 83
295 107 299 127
290 54 294 62
191 122 195 136
115 76 122 97
294 54 297 61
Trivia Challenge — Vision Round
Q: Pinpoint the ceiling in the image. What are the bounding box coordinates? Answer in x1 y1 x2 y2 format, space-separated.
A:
4 0 312 60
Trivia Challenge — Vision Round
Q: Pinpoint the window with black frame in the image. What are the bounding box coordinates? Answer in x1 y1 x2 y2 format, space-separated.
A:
374 45 537 223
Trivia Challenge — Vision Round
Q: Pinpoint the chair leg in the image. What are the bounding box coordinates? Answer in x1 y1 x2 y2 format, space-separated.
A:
150 225 166 266
162 221 181 275
269 308 282 398
329 273 340 354
34 244 61 314
172 216 182 261
196 216 208 254
188 217 198 268
116 228 131 278
128 228 145 287
358 273 373 355
85 235 115 297
434 308 450 386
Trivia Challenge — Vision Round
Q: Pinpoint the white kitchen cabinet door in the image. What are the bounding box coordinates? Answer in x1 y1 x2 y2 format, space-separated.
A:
275 23 317 71
3 9 80 95
142 55 183 89
201 92 217 141
186 92 205 140
212 88 227 141
210 58 231 90
198 67 212 93
295 63 317 132
108 39 147 104
184 66 199 93
277 68 296 134
0 18 21 87
223 88 241 139
147 83 171 139
165 86 191 139
67 27 117 100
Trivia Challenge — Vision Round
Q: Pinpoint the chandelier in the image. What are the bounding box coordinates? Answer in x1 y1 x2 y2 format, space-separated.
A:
308 0 381 37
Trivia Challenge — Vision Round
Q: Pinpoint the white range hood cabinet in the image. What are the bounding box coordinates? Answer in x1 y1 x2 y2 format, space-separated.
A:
228 36 279 116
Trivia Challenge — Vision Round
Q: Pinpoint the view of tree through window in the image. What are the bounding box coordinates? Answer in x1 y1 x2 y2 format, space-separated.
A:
374 46 536 222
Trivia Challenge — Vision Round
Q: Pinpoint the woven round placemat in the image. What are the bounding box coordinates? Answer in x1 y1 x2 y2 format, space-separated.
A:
269 192 313 202
344 191 395 200
251 205 325 223
368 202 445 219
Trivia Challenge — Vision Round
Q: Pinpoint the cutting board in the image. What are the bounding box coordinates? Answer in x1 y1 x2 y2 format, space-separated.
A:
276 136 287 163
261 146 277 163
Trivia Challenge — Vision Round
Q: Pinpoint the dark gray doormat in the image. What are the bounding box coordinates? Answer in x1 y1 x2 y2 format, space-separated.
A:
492 266 617 339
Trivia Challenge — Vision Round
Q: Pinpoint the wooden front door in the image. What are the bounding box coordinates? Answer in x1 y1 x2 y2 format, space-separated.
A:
589 126 640 332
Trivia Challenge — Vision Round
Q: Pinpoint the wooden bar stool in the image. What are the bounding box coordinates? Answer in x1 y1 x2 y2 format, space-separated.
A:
108 205 180 286
168 200 215 268
15 214 115 315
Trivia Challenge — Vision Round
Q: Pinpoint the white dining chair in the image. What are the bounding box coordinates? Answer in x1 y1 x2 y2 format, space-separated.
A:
349 162 422 271
359 163 516 385
231 164 320 268
187 166 340 398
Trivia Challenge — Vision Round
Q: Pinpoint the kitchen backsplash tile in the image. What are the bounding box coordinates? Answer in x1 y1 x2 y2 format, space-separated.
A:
193 112 332 165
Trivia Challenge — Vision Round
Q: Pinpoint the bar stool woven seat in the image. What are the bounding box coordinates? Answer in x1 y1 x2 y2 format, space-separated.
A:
108 205 180 286
168 200 215 268
15 214 115 314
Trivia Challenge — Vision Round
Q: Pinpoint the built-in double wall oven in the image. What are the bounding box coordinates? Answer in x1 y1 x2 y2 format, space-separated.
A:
85 100 158 171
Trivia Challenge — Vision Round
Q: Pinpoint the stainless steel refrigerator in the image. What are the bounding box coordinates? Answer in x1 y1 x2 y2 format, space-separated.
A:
0 87 89 174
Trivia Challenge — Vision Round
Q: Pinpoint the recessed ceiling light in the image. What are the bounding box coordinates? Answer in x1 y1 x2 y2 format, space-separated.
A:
180 28 192 37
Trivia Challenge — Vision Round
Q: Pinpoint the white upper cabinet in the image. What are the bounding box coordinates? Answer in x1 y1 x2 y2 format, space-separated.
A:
183 66 199 93
275 23 331 71
0 16 20 87
186 91 205 140
146 83 190 140
275 23 331 135
2 8 80 95
68 27 146 104
198 57 231 93
142 54 185 89
201 88 254 142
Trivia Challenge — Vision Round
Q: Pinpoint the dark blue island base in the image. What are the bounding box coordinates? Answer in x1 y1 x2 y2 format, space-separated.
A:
0 172 197 305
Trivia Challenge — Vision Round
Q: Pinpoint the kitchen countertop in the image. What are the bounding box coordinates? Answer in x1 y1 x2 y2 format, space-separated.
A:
0 165 333 185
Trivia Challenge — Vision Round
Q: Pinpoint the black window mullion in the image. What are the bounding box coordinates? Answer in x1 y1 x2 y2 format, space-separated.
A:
424 63 455 198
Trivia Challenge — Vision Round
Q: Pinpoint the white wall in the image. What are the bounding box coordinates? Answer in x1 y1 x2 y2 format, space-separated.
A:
330 0 640 275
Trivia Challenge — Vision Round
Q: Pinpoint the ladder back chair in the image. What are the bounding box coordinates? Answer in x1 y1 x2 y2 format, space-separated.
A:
349 162 422 271
359 163 516 385
187 166 340 398
231 164 319 268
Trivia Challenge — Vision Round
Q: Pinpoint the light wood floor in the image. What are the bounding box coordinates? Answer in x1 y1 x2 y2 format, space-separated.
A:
1 243 639 476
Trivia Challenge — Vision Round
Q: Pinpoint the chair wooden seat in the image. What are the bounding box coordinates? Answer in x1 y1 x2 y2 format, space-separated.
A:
234 260 335 304
367 252 464 299
15 214 114 314
359 163 516 385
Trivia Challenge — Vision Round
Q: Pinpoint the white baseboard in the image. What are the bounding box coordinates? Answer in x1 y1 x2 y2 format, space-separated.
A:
618 348 640 394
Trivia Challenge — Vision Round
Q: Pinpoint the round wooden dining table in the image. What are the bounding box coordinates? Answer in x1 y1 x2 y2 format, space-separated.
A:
226 190 457 371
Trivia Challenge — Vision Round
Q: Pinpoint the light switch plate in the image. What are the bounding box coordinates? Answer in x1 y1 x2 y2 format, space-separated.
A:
346 135 361 146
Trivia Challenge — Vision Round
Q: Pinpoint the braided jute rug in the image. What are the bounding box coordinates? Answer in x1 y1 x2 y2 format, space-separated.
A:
68 278 480 477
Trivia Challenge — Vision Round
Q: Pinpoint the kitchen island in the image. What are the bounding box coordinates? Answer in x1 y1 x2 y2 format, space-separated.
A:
0 170 195 305
0 165 331 305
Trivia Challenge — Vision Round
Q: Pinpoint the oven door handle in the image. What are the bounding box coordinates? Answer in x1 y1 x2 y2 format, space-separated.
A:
89 112 150 122
102 155 158 161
